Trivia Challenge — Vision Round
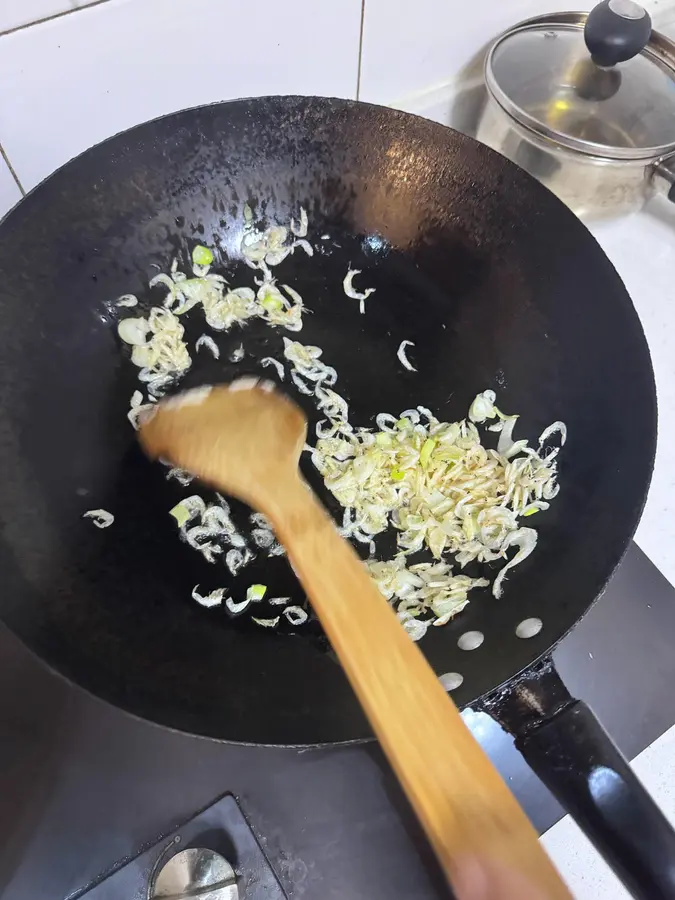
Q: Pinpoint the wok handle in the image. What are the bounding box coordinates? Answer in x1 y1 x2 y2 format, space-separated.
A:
491 662 675 899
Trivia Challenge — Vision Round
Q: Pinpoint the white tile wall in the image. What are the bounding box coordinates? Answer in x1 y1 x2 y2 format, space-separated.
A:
4 0 675 191
358 0 675 120
0 155 22 218
0 0 72 34
358 0 589 107
0 0 362 190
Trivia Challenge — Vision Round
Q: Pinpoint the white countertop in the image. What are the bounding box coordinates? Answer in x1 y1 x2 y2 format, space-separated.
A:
590 199 675 585
543 196 675 895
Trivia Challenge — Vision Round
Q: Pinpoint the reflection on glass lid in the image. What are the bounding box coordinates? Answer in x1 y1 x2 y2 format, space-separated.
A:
487 23 675 157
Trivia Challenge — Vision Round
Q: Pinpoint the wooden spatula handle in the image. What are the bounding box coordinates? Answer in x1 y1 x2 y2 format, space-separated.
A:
269 476 571 899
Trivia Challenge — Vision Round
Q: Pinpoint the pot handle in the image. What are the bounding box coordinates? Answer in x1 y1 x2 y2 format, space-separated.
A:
651 157 675 204
488 661 675 899
585 0 652 67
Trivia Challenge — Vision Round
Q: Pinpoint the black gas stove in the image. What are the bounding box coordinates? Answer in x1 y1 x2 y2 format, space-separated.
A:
1 543 674 900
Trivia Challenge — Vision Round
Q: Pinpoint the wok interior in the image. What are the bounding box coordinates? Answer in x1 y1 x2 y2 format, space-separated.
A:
0 98 654 744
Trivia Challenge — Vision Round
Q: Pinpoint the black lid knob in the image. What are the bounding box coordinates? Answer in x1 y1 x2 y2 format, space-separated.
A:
584 0 652 67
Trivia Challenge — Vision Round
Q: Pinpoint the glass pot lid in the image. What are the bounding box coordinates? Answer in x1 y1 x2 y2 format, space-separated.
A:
485 4 675 160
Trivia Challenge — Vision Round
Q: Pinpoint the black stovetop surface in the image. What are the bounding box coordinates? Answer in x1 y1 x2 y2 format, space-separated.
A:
1 543 675 900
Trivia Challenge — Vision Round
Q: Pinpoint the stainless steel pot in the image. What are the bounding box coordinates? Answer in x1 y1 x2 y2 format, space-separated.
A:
476 0 675 219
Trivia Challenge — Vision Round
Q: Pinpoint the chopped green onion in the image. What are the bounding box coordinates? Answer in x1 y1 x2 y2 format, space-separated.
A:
437 446 463 462
192 585 225 608
283 605 308 625
523 507 540 517
395 418 409 430
420 438 436 468
468 390 497 423
169 501 191 528
83 508 114 529
192 245 213 267
246 584 267 602
251 616 280 628
462 514 479 541
391 468 406 481
261 296 283 312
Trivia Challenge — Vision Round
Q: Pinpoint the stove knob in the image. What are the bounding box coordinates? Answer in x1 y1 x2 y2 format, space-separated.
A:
150 847 238 900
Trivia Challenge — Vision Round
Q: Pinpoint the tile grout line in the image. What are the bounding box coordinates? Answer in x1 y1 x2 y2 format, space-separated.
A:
0 0 115 38
355 0 366 100
0 143 25 196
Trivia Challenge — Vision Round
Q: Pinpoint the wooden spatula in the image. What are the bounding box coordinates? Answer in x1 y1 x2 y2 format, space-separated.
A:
139 381 571 899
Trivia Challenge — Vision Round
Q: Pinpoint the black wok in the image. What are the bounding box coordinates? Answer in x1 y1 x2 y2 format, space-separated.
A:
0 97 671 897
